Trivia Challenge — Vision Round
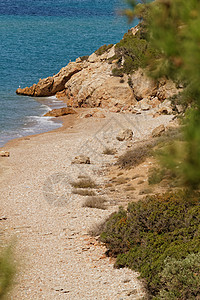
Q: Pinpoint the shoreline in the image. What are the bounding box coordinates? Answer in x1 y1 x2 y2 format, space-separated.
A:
0 94 69 149
0 109 174 299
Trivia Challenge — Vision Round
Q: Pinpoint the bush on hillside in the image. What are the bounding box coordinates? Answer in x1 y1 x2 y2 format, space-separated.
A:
100 191 200 297
157 253 200 300
95 44 113 56
112 31 160 75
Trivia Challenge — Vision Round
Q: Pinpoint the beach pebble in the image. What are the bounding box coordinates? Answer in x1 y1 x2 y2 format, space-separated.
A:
72 155 90 164
116 129 133 141
0 151 10 157
152 124 165 137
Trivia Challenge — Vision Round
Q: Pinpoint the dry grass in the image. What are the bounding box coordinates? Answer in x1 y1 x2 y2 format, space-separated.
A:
116 129 181 170
82 196 106 210
139 188 153 195
72 189 96 196
116 141 155 169
124 186 136 191
115 177 129 185
70 178 97 189
103 148 117 155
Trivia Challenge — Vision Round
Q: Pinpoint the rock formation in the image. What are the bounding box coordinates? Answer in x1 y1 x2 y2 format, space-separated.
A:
44 107 77 117
16 27 182 112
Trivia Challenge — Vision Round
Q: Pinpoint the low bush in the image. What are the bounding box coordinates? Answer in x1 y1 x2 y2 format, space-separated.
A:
100 191 200 298
80 55 89 61
95 44 113 56
103 148 116 155
70 178 97 189
157 253 200 300
83 196 106 210
112 31 160 75
116 141 155 169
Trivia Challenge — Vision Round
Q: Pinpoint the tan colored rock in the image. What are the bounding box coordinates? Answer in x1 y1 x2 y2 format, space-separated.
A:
150 97 161 108
44 107 77 117
16 84 36 96
56 90 66 99
16 62 83 97
152 124 165 137
157 106 173 115
0 151 10 157
157 79 179 100
72 155 90 164
117 129 133 141
65 63 136 109
131 69 157 100
88 53 99 63
92 111 106 118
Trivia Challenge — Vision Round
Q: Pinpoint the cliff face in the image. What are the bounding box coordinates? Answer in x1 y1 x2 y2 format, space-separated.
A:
16 27 181 112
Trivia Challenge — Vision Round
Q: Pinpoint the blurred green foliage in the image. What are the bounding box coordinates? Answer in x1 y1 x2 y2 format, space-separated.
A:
123 0 200 190
0 244 15 299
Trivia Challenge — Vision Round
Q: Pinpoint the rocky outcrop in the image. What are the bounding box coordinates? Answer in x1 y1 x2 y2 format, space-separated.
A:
16 62 83 97
44 107 77 117
64 66 136 109
16 28 181 112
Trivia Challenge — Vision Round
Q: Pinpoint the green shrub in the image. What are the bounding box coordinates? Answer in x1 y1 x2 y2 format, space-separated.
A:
95 44 113 56
157 253 200 300
111 68 124 77
100 191 200 297
80 55 89 61
113 31 160 75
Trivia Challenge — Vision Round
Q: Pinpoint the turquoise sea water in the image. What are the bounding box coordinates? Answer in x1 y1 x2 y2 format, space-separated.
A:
0 0 131 146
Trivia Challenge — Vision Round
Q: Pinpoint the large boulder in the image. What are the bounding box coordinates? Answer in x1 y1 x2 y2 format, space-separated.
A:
131 69 157 100
157 79 179 100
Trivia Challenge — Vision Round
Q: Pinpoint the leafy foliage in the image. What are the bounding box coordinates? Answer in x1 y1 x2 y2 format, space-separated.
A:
95 44 113 56
112 30 160 75
157 253 200 300
100 191 200 297
0 245 15 298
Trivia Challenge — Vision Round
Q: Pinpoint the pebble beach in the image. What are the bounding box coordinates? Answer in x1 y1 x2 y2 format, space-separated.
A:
0 109 174 299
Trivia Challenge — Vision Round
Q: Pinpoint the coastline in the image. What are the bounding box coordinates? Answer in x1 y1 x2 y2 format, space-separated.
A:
0 108 174 299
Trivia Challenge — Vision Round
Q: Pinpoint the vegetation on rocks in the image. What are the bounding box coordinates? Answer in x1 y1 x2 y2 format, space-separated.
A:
112 30 160 76
95 44 113 56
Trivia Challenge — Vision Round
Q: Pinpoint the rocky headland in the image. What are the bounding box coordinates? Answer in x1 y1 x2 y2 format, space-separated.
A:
16 27 182 116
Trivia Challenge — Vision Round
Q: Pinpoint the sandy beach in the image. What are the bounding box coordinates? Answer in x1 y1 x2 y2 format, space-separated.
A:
0 109 173 299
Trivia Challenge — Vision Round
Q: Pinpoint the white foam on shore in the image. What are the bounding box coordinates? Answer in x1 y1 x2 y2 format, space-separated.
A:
0 96 65 147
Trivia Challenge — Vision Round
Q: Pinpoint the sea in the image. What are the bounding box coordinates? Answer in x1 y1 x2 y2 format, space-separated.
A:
0 0 133 147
